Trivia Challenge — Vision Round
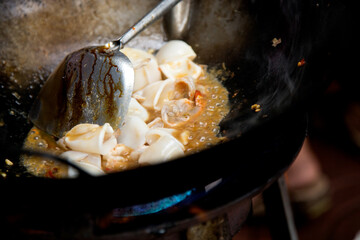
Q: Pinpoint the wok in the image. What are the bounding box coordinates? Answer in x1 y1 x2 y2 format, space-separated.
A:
0 0 346 212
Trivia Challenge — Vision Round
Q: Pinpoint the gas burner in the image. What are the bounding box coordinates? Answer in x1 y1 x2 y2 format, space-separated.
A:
113 189 194 217
2 177 252 240
79 176 253 240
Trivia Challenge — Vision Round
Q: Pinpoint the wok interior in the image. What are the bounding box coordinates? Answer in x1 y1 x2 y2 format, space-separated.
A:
0 0 330 174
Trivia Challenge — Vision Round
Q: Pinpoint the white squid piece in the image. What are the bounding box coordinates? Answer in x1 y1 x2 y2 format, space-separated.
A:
147 117 165 129
173 77 196 100
156 40 202 80
145 127 177 145
121 47 162 92
60 151 104 177
135 77 196 111
127 97 149 121
159 59 202 80
117 115 149 150
156 40 197 64
156 78 197 108
129 145 148 162
61 123 117 155
139 129 184 165
135 79 175 110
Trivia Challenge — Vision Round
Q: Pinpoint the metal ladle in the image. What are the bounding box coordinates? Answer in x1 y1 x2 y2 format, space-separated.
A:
29 0 181 138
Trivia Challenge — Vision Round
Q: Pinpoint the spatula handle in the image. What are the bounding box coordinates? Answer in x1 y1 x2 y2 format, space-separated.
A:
117 0 182 47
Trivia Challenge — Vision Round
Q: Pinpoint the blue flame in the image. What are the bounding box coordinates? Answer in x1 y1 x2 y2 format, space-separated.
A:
113 190 193 217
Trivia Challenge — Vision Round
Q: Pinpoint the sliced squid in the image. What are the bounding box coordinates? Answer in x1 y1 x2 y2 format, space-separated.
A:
60 151 104 177
156 40 201 80
147 117 164 129
130 145 148 162
127 97 149 121
135 79 175 110
156 78 197 109
159 59 202 80
135 77 196 110
145 128 177 145
117 115 149 150
121 47 162 91
138 134 184 165
161 99 202 127
156 40 197 65
173 77 196 100
61 123 117 155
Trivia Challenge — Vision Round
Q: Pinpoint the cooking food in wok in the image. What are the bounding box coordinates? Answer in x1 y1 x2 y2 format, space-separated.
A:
22 40 230 178
0 0 340 212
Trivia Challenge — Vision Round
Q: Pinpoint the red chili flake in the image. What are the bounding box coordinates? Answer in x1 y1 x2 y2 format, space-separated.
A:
194 90 202 98
194 90 205 107
297 58 306 67
46 169 55 179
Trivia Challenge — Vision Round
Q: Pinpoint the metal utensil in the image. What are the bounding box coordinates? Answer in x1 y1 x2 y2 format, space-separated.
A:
29 0 181 138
